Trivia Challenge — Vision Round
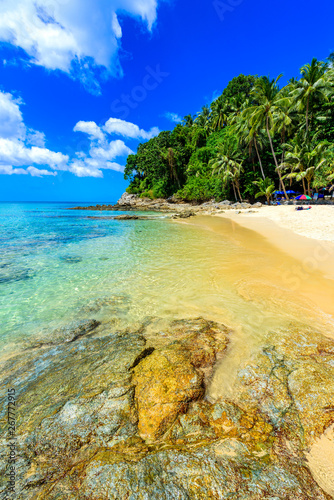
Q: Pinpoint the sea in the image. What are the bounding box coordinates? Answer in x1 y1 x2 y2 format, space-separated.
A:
1 201 334 397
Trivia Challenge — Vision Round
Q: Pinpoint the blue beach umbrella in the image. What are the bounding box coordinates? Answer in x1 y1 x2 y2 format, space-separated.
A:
286 190 296 194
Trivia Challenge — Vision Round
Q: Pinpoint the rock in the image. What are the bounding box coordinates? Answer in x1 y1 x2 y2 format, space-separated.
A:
171 211 195 219
133 345 204 442
116 192 138 206
132 318 230 443
80 295 130 314
0 320 332 499
113 214 139 220
253 201 262 208
26 319 101 348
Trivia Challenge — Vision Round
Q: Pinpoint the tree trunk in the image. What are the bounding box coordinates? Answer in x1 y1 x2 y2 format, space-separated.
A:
266 116 288 200
232 182 237 202
281 128 286 165
302 177 306 195
254 137 265 179
306 96 309 134
236 183 242 202
307 179 311 197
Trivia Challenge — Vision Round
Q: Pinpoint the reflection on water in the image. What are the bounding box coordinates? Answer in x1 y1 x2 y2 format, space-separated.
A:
1 205 334 402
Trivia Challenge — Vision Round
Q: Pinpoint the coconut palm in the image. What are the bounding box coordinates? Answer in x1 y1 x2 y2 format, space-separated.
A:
253 177 276 205
210 141 244 201
279 133 328 196
245 75 291 199
291 58 330 133
195 105 211 128
161 147 181 188
182 114 195 127
232 117 267 179
210 97 228 131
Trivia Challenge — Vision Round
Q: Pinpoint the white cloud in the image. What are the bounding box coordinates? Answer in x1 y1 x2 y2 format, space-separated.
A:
164 112 182 123
0 90 68 177
26 129 46 147
68 160 104 178
73 121 106 142
0 91 25 139
68 139 132 177
27 166 57 177
0 0 159 93
104 118 160 139
0 164 27 175
0 138 68 168
0 90 159 178
89 139 133 160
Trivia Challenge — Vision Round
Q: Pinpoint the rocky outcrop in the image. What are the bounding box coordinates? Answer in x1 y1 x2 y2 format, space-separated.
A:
133 319 229 443
1 318 333 499
69 193 263 215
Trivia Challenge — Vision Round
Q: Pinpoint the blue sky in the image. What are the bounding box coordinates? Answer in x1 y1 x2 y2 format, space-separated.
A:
0 0 333 202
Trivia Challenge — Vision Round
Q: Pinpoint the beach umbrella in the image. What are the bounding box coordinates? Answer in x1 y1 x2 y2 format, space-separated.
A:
274 191 284 195
295 194 312 200
286 190 296 194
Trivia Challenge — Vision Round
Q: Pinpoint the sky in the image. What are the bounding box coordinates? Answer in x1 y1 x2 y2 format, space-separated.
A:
0 0 333 202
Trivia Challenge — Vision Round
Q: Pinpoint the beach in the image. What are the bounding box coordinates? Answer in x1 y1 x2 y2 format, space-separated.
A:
1 202 334 498
217 204 334 243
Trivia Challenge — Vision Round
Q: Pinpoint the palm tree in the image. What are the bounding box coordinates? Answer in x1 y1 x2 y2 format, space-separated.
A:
279 133 328 196
182 114 195 127
195 105 211 129
291 58 330 133
210 97 227 131
253 177 276 205
161 147 181 188
232 118 267 179
210 140 244 201
245 75 291 199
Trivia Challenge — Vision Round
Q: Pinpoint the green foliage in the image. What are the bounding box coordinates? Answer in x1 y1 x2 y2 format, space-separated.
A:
124 62 334 202
253 177 276 204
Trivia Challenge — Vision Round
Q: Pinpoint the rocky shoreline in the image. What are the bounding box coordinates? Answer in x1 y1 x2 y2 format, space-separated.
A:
1 313 334 499
69 192 263 218
69 192 334 220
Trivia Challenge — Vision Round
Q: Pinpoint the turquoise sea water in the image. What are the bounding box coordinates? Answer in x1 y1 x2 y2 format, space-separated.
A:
1 202 241 357
0 202 176 354
2 202 333 371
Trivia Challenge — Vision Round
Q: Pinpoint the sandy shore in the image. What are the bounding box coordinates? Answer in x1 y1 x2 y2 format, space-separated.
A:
216 205 334 243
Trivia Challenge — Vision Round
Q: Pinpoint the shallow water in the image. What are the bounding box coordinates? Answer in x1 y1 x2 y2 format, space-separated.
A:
1 204 334 398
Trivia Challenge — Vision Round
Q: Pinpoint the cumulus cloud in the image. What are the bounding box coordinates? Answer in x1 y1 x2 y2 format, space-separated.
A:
164 112 182 123
0 164 27 175
26 129 46 147
0 0 159 93
27 166 57 177
0 90 159 178
73 121 106 142
71 117 160 177
104 118 159 140
0 91 25 139
71 127 134 177
0 90 68 177
0 138 68 168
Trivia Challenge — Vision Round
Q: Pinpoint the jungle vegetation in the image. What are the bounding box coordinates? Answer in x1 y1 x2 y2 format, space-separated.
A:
124 57 334 202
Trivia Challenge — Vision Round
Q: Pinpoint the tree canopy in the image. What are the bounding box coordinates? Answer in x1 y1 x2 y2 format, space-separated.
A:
124 60 334 202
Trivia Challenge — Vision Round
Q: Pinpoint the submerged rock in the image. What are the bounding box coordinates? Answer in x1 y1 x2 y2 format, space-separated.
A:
113 214 140 220
0 319 333 499
79 295 130 315
26 319 101 348
0 267 34 284
60 255 83 264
